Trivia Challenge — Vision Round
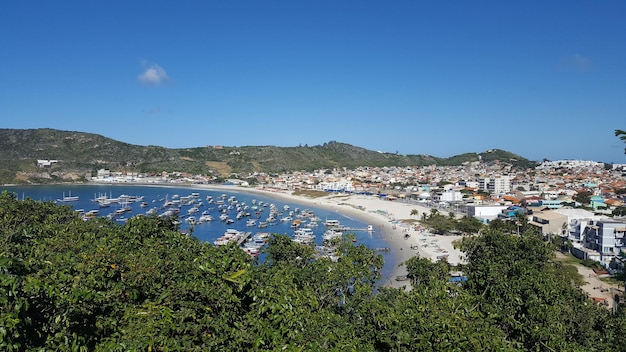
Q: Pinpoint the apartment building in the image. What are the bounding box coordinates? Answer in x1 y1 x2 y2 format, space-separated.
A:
478 175 512 195
582 220 626 265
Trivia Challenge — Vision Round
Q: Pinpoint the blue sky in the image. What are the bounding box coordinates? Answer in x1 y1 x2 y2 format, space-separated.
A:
1 1 625 163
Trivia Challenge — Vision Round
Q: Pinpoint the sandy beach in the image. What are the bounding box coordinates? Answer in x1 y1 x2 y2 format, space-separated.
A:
188 184 465 289
86 181 464 289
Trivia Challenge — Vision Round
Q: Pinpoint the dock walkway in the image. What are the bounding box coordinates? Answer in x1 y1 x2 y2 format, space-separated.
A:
237 232 252 245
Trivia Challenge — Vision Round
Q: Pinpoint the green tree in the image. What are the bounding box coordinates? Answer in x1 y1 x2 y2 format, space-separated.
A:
574 190 593 205
460 229 611 350
616 129 626 154
456 216 484 235
3 190 626 351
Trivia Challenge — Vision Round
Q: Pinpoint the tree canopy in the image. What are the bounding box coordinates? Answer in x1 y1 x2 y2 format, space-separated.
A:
1 191 626 351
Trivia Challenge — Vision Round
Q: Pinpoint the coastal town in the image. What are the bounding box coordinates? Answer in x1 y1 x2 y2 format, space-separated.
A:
88 159 626 273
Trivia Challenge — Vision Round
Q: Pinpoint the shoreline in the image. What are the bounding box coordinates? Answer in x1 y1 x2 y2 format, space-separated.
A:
7 181 618 301
6 181 466 289
178 183 466 289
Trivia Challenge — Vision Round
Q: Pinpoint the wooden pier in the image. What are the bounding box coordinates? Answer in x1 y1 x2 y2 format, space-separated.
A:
236 232 252 246
336 227 374 232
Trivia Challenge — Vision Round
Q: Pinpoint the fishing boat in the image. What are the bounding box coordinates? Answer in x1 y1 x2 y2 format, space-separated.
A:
323 229 343 242
293 228 315 245
324 219 340 227
57 191 79 202
84 209 99 218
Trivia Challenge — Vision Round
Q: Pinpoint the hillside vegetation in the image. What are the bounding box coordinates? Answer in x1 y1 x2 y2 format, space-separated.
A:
0 128 537 184
1 192 624 351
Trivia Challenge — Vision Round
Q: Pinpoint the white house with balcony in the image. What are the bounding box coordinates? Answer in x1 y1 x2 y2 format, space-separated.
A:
582 220 626 266
550 208 606 245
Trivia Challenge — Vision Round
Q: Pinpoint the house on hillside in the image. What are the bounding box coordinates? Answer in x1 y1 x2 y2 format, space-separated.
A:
37 159 58 168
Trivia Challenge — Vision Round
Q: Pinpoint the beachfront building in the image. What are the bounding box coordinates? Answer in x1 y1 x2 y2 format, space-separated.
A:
314 180 355 193
478 175 512 195
436 189 464 203
97 169 111 178
582 220 626 265
466 205 508 224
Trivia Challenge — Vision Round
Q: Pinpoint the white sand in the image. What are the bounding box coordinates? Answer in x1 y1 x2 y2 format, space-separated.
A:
197 185 465 288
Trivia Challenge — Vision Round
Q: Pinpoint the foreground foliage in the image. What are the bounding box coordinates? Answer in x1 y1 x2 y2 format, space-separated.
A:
1 192 625 351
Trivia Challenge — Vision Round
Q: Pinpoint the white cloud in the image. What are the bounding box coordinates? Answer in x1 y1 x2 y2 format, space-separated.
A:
138 62 169 86
560 54 592 71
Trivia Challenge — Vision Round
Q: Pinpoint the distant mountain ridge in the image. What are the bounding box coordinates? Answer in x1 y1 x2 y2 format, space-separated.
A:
0 128 537 184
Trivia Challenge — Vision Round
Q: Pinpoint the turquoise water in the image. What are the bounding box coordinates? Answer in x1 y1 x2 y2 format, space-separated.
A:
1 184 397 283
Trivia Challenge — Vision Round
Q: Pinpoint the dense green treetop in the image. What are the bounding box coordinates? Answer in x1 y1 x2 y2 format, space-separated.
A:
1 191 625 351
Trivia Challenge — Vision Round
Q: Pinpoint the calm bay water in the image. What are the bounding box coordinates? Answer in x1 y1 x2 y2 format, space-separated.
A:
1 184 397 282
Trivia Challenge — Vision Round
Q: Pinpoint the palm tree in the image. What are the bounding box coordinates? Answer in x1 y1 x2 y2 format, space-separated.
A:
410 209 419 217
616 129 626 154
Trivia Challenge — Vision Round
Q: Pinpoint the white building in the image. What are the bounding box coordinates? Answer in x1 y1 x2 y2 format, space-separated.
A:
314 181 355 193
478 175 511 195
582 220 626 265
437 189 464 203
467 205 509 223
551 208 606 245
37 159 58 167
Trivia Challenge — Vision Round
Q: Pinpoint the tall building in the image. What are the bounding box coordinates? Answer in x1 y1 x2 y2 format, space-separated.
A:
478 175 511 195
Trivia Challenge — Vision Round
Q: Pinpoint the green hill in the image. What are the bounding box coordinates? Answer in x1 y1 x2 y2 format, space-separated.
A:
0 128 537 184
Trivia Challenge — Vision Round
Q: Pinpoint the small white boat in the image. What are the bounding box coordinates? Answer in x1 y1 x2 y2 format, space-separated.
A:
198 215 214 223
